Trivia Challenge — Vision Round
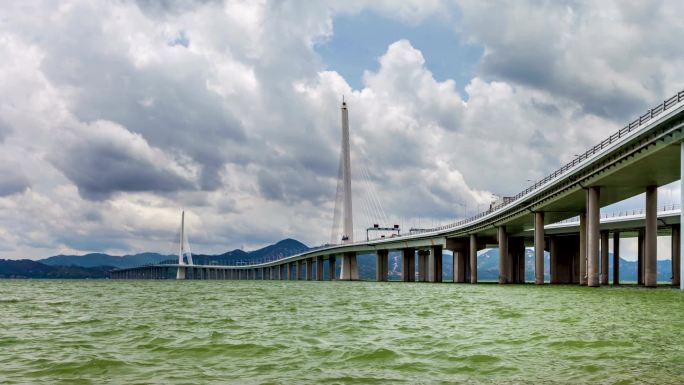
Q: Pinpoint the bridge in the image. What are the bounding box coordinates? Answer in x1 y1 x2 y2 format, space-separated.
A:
112 91 684 289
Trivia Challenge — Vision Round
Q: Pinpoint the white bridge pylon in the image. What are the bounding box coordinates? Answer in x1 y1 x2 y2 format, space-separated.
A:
176 210 193 280
331 98 360 280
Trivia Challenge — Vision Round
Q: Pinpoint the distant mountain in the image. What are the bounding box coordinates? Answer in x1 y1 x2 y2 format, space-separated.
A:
41 252 171 268
0 259 113 279
191 239 309 266
32 238 310 270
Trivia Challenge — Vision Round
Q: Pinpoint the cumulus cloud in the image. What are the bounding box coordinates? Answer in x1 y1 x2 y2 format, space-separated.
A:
0 0 680 258
456 0 684 119
48 120 198 200
0 165 30 197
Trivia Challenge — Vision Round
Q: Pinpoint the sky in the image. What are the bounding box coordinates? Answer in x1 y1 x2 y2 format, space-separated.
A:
1 0 683 260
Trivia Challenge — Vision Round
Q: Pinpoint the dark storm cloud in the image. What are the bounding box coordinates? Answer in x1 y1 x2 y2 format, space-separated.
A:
48 121 195 200
480 52 647 120
257 166 335 205
458 0 682 121
134 0 224 17
0 167 29 196
33 2 246 192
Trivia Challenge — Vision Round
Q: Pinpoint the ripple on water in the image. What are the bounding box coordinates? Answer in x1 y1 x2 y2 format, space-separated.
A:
0 280 682 385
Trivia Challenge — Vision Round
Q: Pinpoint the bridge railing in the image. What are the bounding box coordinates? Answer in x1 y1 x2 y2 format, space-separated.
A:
548 203 681 226
407 90 684 236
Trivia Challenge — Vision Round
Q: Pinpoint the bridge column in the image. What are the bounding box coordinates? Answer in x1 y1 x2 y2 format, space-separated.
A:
305 258 313 280
638 230 645 285
601 231 609 285
645 185 658 287
579 212 587 286
429 246 442 282
498 226 508 284
402 248 415 282
470 234 478 284
316 256 324 281
453 251 466 283
613 233 620 285
417 250 428 282
295 260 302 280
176 266 186 280
587 186 600 287
549 235 557 284
329 257 337 281
672 225 680 287
534 212 545 285
376 250 389 282
340 252 358 280
509 237 525 283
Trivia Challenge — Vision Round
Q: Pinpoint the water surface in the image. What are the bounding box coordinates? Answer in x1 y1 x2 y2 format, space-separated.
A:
1 280 682 384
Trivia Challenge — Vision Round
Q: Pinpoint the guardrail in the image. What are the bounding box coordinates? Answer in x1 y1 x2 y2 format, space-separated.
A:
549 203 681 225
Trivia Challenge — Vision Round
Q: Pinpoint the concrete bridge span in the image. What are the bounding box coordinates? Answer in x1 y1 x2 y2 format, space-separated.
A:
112 91 684 289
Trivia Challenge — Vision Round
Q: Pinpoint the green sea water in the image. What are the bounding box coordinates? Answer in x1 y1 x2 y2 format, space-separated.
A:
0 280 682 384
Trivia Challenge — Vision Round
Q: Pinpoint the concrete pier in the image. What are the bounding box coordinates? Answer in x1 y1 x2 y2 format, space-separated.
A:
316 256 324 281
376 250 389 282
672 225 680 287
579 211 587 285
600 231 609 285
549 235 557 284
644 185 658 287
587 186 600 287
549 235 579 283
329 257 336 281
429 245 443 282
534 212 545 285
296 260 302 280
453 251 466 283
402 248 415 282
509 237 525 283
470 234 478 284
498 226 508 284
305 258 313 280
417 250 428 282
613 233 620 285
340 252 358 280
177 266 186 280
638 230 644 285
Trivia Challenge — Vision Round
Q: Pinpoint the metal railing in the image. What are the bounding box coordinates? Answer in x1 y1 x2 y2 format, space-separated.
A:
551 203 681 225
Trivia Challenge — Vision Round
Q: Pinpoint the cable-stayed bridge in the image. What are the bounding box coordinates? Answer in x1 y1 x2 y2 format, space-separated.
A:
113 91 684 289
